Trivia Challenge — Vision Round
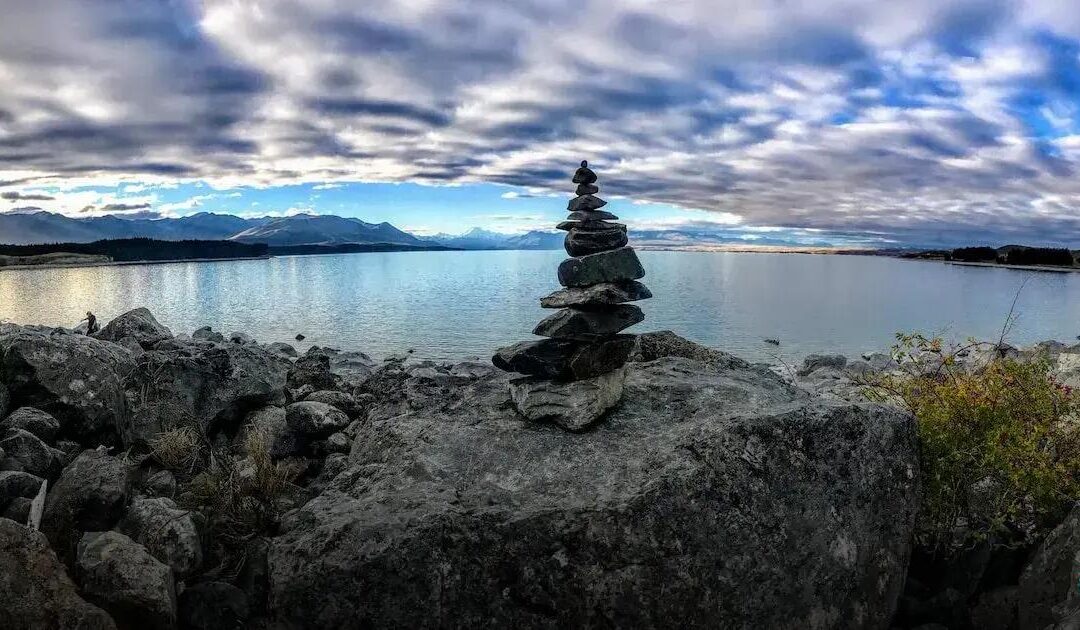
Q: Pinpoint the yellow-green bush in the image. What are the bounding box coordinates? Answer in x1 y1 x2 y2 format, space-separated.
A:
864 333 1080 551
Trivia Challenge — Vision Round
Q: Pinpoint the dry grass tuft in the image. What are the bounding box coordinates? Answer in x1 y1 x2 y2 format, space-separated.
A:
149 426 204 473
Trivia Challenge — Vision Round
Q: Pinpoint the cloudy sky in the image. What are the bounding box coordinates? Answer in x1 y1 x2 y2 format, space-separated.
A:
3 0 1080 247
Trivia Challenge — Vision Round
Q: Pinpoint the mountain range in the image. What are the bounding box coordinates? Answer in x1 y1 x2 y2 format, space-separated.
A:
0 210 854 252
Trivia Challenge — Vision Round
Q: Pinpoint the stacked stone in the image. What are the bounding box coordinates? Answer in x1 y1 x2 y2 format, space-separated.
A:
493 160 651 431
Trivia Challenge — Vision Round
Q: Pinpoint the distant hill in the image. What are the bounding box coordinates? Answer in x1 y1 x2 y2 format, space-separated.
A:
0 238 267 266
230 214 423 246
425 228 563 250
0 211 265 245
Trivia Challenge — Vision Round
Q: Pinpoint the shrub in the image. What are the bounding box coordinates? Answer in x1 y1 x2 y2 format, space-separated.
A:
950 247 998 263
1004 247 1075 266
863 333 1080 551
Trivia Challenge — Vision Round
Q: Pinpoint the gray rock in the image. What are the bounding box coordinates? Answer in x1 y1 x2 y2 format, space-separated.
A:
178 581 249 630
119 496 203 576
556 219 624 232
324 348 378 385
304 390 364 418
1 406 61 442
42 449 132 563
1018 504 1080 630
533 305 644 339
0 518 116 630
492 335 637 380
76 531 176 630
970 585 1019 630
575 182 599 195
798 354 849 377
286 401 349 436
287 349 339 391
122 339 290 447
0 324 135 441
228 331 255 345
0 428 62 479
510 366 627 432
629 331 758 370
325 432 350 454
0 382 8 420
2 496 32 523
192 326 225 343
567 194 607 212
558 247 645 287
96 308 173 350
564 226 628 256
269 353 918 629
240 406 302 459
266 342 298 358
566 209 618 221
0 469 44 506
142 469 177 498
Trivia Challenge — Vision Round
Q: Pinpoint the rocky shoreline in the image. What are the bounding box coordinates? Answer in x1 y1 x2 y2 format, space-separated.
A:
0 308 1076 629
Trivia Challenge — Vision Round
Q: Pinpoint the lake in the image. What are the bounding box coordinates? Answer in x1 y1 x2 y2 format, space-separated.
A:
2 250 1079 363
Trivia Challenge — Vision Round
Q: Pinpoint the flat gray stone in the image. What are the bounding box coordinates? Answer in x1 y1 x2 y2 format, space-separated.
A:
556 220 624 232
533 305 644 339
566 209 618 221
541 281 653 309
565 227 628 256
509 366 627 432
1 407 60 442
567 194 607 212
286 401 349 436
558 247 645 287
492 335 636 380
575 183 599 195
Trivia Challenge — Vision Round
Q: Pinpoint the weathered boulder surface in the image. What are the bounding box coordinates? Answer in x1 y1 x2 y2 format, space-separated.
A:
0 517 117 630
0 324 135 442
76 531 177 630
0 427 62 478
540 281 652 309
1 406 61 442
119 496 203 577
286 401 349 436
95 307 173 350
269 351 919 629
0 382 8 420
239 405 302 459
122 338 290 447
1017 504 1080 630
178 581 250 630
509 366 627 431
305 390 365 418
42 449 132 563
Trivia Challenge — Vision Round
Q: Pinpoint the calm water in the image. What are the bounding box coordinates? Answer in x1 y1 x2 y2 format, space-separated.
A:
2 250 1080 363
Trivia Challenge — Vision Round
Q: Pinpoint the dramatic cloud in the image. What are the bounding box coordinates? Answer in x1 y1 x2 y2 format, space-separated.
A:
80 202 152 213
4 1 1080 244
2 191 54 201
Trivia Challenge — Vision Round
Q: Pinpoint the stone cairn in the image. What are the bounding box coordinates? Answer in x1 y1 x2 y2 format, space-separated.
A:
493 160 652 431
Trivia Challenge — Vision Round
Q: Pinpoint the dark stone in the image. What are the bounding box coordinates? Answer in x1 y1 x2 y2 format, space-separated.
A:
285 401 349 436
564 227 628 256
2 497 32 523
0 469 45 506
179 581 250 630
0 428 62 479
567 195 607 212
76 531 177 630
566 210 618 221
629 331 756 371
798 354 848 377
95 308 173 350
491 335 636 380
575 183 599 195
556 220 624 232
1 406 60 442
571 164 597 185
0 518 117 630
42 449 133 564
192 326 225 343
304 390 365 418
0 382 8 420
557 247 645 287
287 348 340 391
533 305 645 339
541 281 653 309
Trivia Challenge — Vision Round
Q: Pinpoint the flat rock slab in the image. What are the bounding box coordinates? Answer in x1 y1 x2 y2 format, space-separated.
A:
533 305 644 339
509 366 627 431
565 227 628 257
541 281 653 308
556 220 624 232
567 194 607 212
492 336 637 380
558 247 645 287
566 209 618 222
575 183 599 195
268 354 919 629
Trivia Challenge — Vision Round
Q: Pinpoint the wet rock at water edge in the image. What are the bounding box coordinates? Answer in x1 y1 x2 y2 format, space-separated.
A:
541 281 653 309
564 226 629 256
95 307 173 350
509 366 628 431
566 209 619 222
76 530 177 630
557 246 646 287
1 406 60 442
492 335 637 380
533 305 645 340
568 194 607 212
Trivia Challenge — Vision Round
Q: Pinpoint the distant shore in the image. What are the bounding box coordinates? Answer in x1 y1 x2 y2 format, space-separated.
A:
945 260 1080 273
0 254 273 272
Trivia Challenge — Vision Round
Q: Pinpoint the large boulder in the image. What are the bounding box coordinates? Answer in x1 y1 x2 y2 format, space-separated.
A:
1 406 61 442
119 496 203 577
0 324 135 442
0 382 9 419
1018 504 1080 630
41 449 133 563
287 348 339 391
178 581 250 630
95 308 174 350
122 338 290 447
76 531 177 630
305 390 365 418
0 518 116 630
0 428 62 478
269 349 919 628
285 401 349 436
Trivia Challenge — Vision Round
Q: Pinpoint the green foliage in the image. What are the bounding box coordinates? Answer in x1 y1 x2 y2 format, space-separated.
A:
863 333 1080 551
